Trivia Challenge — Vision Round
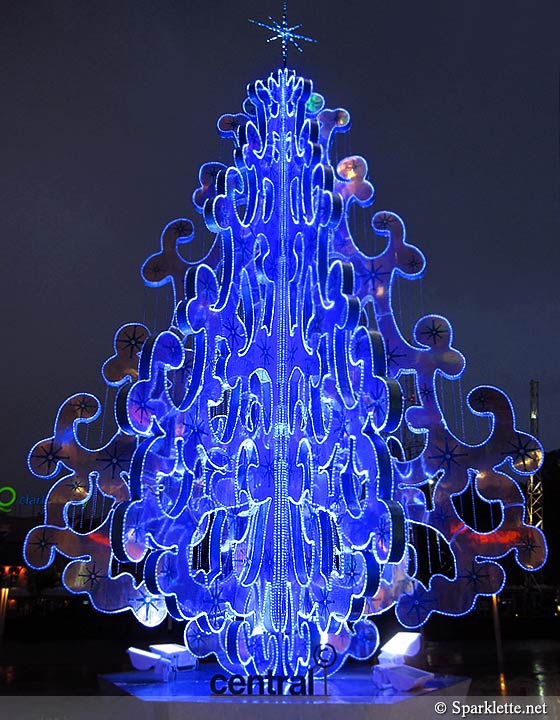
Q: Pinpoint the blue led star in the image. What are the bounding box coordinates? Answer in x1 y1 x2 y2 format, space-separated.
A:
352 332 368 359
287 451 298 479
127 588 162 623
70 395 96 418
375 516 390 547
245 634 265 663
222 316 244 351
249 2 317 66
344 554 360 584
333 407 351 439
386 342 407 369
501 433 539 472
406 255 422 273
198 273 216 298
173 220 191 237
186 623 209 653
116 326 148 359
162 337 181 364
420 319 447 346
287 341 298 365
159 556 176 585
129 385 155 424
95 442 127 479
517 533 538 557
399 586 439 624
66 478 85 493
29 529 57 558
261 455 275 488
78 561 107 588
360 261 390 288
428 437 468 473
148 261 163 278
316 588 334 622
470 391 490 410
373 213 396 230
308 308 325 337
125 507 146 542
205 583 226 620
172 352 194 391
184 410 208 445
365 385 388 427
256 337 273 366
226 506 244 538
458 561 489 587
237 233 253 263
329 492 345 517
30 439 69 475
419 382 434 400
352 622 378 655
262 548 274 575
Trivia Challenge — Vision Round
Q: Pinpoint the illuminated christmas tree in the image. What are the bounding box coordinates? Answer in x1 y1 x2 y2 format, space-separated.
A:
24 10 546 678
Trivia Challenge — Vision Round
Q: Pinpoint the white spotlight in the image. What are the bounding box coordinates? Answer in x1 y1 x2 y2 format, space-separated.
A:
373 631 434 693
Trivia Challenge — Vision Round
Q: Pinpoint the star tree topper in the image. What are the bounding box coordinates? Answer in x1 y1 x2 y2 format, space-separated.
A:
249 1 317 67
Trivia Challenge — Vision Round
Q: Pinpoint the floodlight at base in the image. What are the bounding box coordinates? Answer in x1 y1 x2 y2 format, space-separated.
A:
149 643 197 670
127 648 161 671
373 663 434 693
127 647 173 681
373 631 433 692
378 631 421 664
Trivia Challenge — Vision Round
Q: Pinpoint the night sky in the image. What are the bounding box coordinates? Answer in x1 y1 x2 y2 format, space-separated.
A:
2 1 559 501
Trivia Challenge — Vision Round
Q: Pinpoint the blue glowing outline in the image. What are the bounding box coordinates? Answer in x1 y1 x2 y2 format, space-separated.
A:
24 68 546 677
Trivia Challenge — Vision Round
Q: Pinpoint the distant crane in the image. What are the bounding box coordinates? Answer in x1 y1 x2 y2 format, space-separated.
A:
499 381 550 618
527 379 544 530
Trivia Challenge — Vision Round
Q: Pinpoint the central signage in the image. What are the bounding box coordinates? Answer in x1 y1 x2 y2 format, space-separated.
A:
209 643 336 696
210 668 315 696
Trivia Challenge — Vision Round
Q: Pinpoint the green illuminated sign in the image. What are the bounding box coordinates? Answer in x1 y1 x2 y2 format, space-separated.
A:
0 486 16 513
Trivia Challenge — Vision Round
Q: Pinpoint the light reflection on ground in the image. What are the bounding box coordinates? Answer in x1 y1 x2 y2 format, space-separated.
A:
424 638 560 696
0 637 559 696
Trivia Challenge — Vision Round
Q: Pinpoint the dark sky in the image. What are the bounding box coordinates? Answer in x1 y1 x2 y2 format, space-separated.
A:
2 0 559 501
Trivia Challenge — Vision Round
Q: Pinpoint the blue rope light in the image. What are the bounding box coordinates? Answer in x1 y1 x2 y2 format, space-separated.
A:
24 68 546 678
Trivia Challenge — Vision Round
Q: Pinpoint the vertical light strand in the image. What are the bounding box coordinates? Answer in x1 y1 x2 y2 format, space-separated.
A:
272 70 290 632
450 373 459 436
0 587 9 639
99 386 110 446
470 475 478 531
458 377 466 440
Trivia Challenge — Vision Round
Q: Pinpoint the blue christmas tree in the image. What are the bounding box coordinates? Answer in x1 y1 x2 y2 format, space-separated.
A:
25 57 546 677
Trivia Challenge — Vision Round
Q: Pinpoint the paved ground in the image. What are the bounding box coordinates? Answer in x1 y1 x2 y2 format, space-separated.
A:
1 604 559 696
1 635 559 697
425 637 560 696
